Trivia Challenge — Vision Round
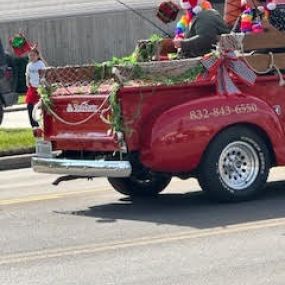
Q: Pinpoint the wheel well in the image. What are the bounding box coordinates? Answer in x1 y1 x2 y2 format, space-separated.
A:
201 123 276 167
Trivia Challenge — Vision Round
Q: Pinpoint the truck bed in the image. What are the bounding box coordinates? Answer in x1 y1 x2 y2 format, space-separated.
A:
43 78 216 153
42 60 285 160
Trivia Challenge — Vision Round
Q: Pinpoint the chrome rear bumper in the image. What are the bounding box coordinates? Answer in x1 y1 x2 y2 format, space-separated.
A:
32 157 132 178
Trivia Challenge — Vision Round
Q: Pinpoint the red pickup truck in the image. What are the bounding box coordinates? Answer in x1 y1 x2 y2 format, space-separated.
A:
31 59 285 203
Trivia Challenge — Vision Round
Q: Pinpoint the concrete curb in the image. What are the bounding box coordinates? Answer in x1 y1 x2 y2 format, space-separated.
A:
0 154 33 171
0 148 35 157
4 105 26 113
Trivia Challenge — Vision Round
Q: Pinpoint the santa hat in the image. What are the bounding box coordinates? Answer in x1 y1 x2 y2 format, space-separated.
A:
180 0 203 14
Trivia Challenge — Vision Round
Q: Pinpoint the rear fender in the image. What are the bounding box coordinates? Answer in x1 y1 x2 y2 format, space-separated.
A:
140 95 285 172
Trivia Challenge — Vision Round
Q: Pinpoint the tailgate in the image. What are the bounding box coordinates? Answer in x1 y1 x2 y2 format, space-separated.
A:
43 93 119 152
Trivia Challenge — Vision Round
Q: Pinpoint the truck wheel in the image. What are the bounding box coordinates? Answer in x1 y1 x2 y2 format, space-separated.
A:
198 126 270 202
0 103 3 126
108 170 171 197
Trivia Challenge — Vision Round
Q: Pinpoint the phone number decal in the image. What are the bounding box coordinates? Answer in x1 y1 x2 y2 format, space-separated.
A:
190 104 258 121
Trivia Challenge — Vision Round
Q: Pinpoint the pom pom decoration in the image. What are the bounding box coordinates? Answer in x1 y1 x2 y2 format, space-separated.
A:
200 0 213 10
252 22 264 32
9 33 32 57
180 0 191 9
257 5 265 13
240 8 254 32
192 5 203 14
175 10 193 40
239 6 264 33
267 2 277 10
157 1 180 24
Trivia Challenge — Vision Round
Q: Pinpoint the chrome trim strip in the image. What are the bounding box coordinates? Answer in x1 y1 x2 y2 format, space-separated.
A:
32 157 132 177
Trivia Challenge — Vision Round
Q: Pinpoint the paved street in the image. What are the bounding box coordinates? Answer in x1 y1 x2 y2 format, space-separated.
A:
0 167 285 284
2 109 30 129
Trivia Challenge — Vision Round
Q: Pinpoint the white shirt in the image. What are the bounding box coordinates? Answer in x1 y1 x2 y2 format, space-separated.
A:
26 60 46 88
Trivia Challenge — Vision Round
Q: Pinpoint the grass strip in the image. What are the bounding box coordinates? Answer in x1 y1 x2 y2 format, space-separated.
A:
17 95 25 105
0 128 35 152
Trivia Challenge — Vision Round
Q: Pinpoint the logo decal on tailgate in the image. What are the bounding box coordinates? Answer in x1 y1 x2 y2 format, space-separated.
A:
66 102 98 113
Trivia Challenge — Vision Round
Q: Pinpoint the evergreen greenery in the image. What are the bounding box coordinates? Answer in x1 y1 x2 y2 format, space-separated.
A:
37 84 57 111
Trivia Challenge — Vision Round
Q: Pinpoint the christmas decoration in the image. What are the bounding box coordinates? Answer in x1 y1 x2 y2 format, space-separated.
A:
240 7 264 33
198 50 257 96
9 34 32 57
157 1 180 24
240 8 254 32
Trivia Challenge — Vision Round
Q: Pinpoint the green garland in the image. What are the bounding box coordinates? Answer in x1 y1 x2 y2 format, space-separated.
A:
93 34 163 81
90 81 100 94
140 64 204 86
134 34 164 62
94 54 138 81
37 84 57 111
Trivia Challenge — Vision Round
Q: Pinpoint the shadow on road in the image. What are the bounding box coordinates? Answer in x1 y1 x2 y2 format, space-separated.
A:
59 180 285 229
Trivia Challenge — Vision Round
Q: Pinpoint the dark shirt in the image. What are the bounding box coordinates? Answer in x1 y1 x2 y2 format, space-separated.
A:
181 9 229 57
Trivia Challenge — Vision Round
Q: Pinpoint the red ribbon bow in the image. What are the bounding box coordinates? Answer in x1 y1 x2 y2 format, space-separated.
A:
199 51 257 96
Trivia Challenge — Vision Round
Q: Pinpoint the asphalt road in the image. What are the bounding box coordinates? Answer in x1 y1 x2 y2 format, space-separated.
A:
1 168 285 285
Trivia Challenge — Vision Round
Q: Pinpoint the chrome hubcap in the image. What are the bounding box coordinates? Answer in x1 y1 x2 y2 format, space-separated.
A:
218 141 260 191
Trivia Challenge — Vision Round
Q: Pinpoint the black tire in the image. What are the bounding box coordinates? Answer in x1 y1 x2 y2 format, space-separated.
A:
108 170 172 197
0 103 3 126
198 126 271 202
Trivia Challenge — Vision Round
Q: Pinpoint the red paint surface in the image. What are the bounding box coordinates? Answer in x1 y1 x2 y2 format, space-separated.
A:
43 75 285 173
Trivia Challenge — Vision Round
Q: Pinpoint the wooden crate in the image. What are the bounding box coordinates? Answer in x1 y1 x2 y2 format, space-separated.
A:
243 21 285 51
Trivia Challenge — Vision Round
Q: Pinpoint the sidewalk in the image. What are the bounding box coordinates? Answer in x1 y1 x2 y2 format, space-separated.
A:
2 105 30 129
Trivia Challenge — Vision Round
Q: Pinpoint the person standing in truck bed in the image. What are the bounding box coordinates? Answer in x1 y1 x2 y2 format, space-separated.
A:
25 48 46 129
174 0 230 57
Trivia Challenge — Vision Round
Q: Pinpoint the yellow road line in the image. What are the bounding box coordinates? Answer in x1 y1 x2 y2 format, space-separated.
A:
1 217 285 266
0 188 111 206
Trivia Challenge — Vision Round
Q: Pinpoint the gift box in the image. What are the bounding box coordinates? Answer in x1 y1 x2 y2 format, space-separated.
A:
9 34 32 57
157 1 180 24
